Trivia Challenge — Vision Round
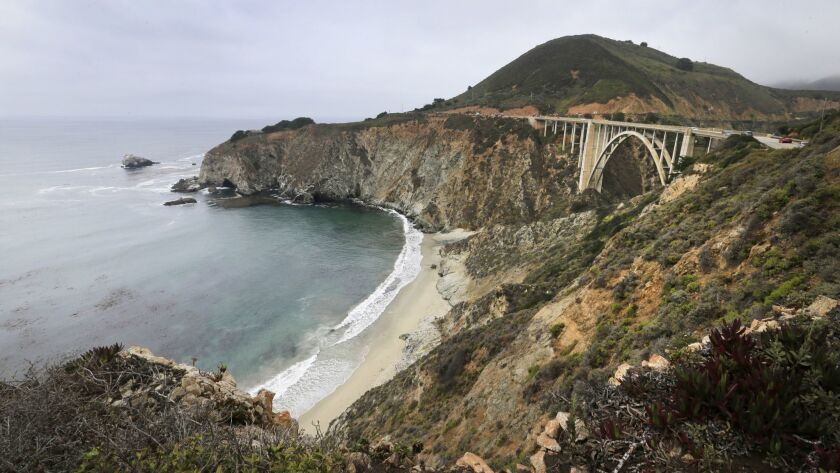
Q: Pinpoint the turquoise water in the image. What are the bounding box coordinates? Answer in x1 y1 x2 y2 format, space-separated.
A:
0 118 413 414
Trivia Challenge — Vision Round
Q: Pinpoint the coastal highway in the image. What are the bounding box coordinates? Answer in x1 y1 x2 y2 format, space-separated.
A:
754 135 806 150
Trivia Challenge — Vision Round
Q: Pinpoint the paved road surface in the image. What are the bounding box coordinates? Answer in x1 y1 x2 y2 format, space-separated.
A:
754 135 804 150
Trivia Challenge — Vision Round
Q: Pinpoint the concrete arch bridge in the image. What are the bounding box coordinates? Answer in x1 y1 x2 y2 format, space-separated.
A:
526 116 730 192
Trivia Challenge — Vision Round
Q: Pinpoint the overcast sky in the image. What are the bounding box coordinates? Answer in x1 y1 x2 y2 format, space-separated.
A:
1 0 838 121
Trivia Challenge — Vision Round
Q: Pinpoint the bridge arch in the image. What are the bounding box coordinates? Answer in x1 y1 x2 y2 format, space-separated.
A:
584 130 673 192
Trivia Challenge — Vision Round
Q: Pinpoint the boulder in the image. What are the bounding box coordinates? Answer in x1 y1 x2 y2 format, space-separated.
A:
685 342 704 352
171 177 202 193
535 432 561 452
163 197 197 206
529 450 546 473
745 318 780 334
456 452 494 473
544 417 562 439
122 154 157 168
608 363 633 385
273 410 291 424
806 296 839 318
554 412 588 441
641 354 670 371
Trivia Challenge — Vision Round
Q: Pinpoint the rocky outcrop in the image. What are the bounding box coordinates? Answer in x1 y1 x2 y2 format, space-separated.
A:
120 346 295 430
163 197 197 206
199 115 582 230
171 176 203 193
122 154 157 168
455 452 494 473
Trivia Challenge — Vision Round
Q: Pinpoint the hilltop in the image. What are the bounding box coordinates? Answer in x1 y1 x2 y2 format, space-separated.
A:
432 34 840 122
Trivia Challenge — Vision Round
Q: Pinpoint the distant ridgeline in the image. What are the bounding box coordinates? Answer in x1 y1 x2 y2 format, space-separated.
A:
230 117 315 142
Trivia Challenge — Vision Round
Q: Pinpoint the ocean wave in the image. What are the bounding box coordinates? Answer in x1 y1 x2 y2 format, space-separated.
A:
330 210 423 345
245 209 421 416
248 351 318 399
50 164 117 174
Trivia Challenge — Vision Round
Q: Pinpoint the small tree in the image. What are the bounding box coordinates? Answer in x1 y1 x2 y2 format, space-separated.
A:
675 57 694 71
640 42 648 47
611 111 626 121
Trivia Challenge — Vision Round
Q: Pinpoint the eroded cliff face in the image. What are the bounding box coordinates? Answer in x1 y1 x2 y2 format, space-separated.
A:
333 132 840 468
199 115 584 230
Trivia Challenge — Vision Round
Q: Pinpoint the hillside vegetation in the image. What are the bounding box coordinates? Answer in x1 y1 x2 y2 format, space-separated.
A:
436 35 840 122
335 112 840 471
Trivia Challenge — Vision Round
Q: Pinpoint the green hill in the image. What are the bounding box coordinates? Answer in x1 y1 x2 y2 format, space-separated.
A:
441 34 840 121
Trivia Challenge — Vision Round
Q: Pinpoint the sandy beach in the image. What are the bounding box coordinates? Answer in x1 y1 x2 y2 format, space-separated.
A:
299 232 453 433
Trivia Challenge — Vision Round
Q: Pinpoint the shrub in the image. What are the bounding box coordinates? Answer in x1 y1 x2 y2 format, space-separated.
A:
674 58 694 71
230 130 249 142
262 117 315 133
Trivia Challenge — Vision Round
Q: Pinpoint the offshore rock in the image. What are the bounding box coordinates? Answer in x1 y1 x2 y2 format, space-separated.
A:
171 176 203 193
121 154 157 168
163 197 197 206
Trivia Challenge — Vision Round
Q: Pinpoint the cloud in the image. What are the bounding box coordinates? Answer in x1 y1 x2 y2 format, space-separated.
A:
1 0 838 119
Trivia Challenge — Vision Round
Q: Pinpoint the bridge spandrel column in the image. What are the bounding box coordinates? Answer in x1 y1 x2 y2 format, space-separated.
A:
578 122 598 192
680 131 695 157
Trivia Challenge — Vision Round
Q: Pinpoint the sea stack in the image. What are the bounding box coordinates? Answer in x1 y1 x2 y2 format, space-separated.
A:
121 154 157 169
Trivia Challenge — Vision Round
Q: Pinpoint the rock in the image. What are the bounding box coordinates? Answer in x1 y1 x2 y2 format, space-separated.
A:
122 154 157 168
806 296 839 318
544 417 562 438
529 450 546 473
641 354 670 371
608 363 633 385
685 342 704 352
171 177 202 193
254 389 274 414
771 304 797 318
221 370 236 386
169 386 186 400
555 412 570 430
515 464 531 473
292 192 314 204
345 452 372 473
553 412 587 441
574 420 590 441
163 197 197 206
274 410 292 426
745 318 779 334
535 433 561 452
456 452 494 473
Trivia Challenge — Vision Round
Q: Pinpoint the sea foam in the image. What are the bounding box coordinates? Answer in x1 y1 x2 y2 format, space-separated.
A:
330 210 423 344
246 209 423 415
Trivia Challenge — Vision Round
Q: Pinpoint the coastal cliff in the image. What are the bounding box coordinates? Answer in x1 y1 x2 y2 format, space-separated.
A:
199 114 590 231
196 108 840 471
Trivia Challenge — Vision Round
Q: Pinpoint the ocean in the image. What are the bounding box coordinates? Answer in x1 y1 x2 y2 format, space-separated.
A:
0 117 420 415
